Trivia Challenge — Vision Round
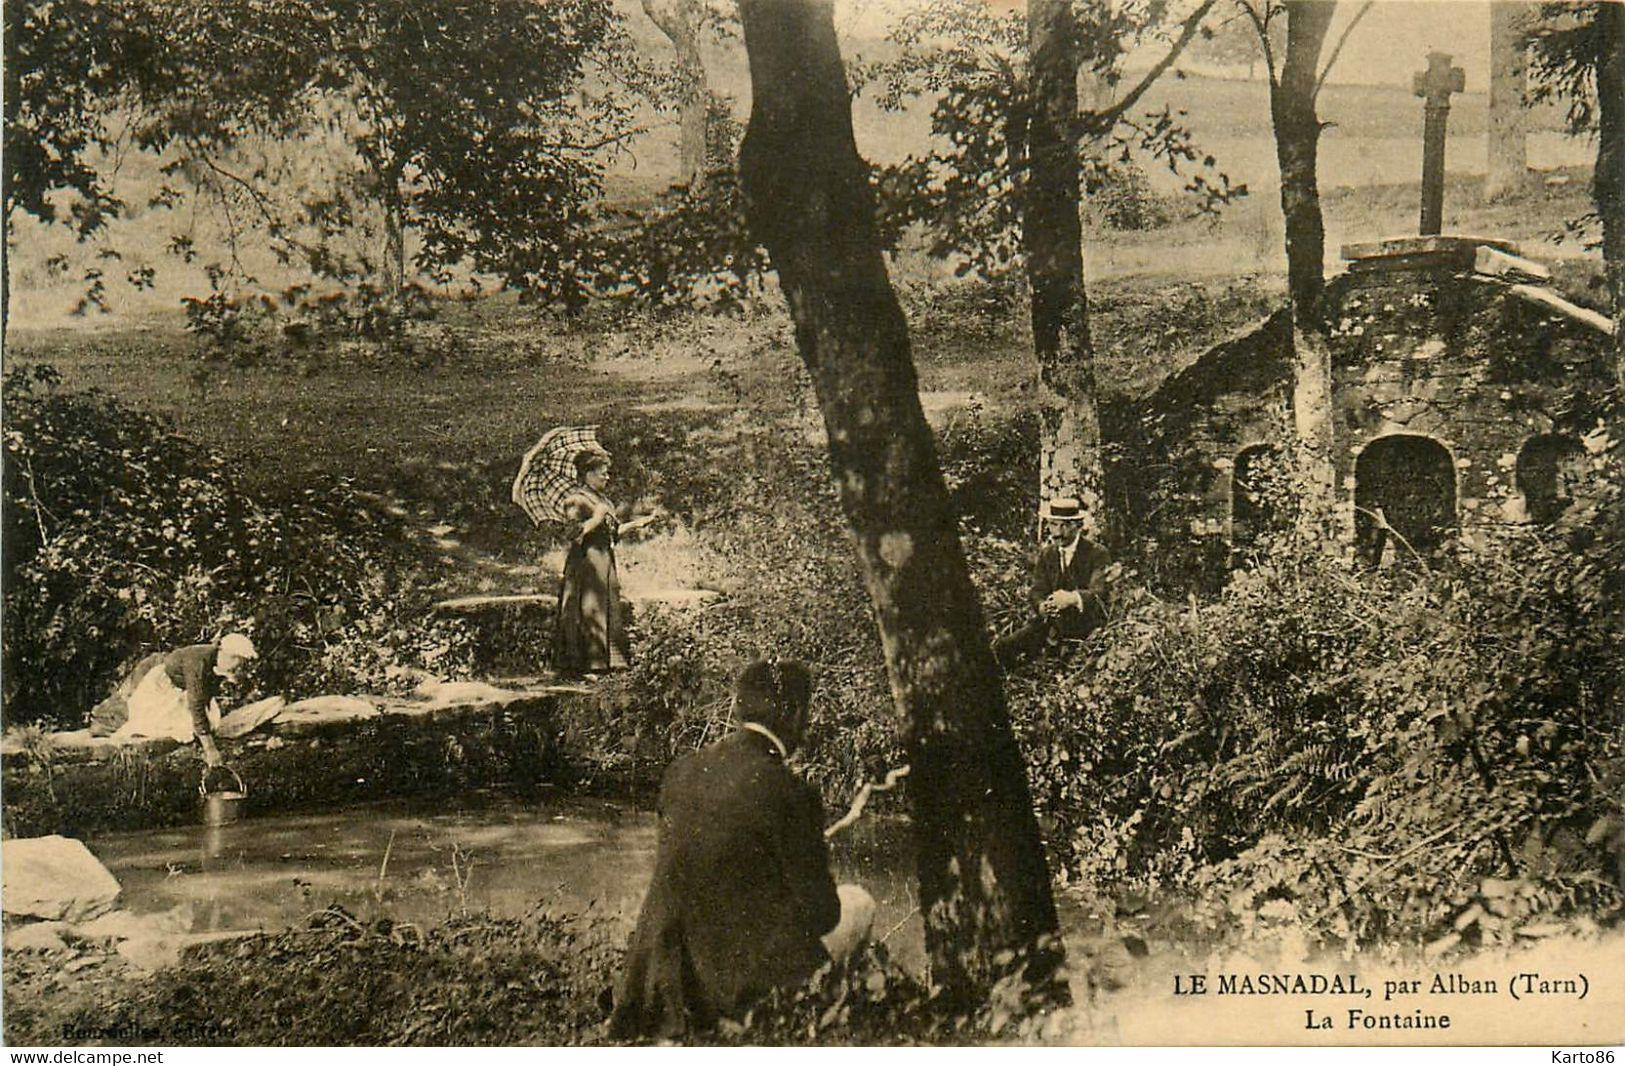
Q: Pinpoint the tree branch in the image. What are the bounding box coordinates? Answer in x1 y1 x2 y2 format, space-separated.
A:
183 143 282 231
1080 0 1222 137
534 127 643 153
21 455 55 548
1242 0 1281 89
1314 0 1375 100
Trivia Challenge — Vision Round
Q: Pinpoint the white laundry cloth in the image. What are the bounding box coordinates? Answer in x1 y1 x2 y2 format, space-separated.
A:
112 662 220 742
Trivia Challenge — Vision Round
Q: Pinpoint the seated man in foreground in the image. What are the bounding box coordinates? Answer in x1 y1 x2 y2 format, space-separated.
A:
993 496 1112 668
610 659 874 1039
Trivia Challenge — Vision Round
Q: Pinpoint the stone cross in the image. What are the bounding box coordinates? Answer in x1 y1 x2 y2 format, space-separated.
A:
1413 51 1466 235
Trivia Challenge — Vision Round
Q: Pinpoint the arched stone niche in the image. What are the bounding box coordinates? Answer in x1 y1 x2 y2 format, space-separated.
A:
1354 434 1458 566
1230 443 1286 550
1515 434 1586 526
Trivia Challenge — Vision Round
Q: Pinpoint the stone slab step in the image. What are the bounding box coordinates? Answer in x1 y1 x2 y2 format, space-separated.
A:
434 593 556 612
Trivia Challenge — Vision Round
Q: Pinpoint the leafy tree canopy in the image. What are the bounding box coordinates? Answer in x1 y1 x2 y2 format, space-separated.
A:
2 0 137 237
7 0 640 311
1526 0 1608 134
855 0 1246 285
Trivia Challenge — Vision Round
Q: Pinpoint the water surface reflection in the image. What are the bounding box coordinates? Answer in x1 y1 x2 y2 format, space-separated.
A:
88 790 932 970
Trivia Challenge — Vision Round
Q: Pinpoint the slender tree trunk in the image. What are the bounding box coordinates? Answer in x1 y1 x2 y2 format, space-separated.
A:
1486 1 1532 201
736 0 1065 1007
1270 1 1337 518
1597 0 1625 383
382 197 405 297
1027 0 1103 527
362 143 409 306
643 0 709 188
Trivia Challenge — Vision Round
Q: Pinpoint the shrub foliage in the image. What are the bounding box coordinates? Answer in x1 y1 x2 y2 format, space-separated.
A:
1010 433 1625 953
1 365 474 727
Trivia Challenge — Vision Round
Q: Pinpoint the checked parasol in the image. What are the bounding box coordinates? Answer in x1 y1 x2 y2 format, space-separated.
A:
511 425 611 527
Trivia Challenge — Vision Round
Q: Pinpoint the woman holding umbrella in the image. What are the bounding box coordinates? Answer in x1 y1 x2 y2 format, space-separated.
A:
513 427 654 675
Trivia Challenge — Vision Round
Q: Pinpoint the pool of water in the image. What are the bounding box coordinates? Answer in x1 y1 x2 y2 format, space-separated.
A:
85 789 933 971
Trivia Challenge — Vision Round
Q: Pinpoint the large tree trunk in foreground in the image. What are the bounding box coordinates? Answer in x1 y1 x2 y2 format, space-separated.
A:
736 0 1065 1006
1269 1 1337 519
2 210 10 347
643 0 709 188
1486 1 1532 201
1598 0 1625 384
1027 0 1103 527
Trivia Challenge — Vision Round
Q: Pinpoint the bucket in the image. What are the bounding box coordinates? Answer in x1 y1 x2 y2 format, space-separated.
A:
200 766 249 826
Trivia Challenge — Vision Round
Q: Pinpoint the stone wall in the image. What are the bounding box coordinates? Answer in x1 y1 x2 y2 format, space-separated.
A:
0 687 597 838
1326 264 1613 558
1115 242 1616 591
1104 309 1294 593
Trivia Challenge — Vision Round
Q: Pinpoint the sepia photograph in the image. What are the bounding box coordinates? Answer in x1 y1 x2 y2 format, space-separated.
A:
1 0 1622 1049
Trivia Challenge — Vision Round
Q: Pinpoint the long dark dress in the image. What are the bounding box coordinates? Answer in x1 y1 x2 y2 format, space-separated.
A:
554 494 630 673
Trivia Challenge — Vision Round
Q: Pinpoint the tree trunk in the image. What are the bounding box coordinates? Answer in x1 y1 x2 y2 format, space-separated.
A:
1027 0 1103 527
382 197 405 299
1486 1 1532 201
1270 1 1337 518
643 0 709 189
735 0 1065 1007
1597 0 1625 383
2 209 10 348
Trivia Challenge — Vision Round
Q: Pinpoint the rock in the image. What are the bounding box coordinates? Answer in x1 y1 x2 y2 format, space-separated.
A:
2 836 120 921
70 910 145 942
116 935 183 973
5 920 70 954
118 930 257 972
413 679 514 706
433 593 555 612
71 903 193 944
277 695 379 724
1085 936 1137 992
1473 245 1552 282
216 696 286 738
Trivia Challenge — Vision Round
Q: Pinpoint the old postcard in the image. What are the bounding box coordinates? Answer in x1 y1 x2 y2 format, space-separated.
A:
2 0 1621 1050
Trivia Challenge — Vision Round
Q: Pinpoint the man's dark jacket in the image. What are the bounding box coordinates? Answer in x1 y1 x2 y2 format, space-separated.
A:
609 728 841 1039
1031 536 1112 637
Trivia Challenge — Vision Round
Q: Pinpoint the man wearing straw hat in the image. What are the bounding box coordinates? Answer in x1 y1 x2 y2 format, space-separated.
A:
992 496 1112 668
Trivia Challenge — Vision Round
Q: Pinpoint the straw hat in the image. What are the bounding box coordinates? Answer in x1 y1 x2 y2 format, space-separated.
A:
1042 497 1086 521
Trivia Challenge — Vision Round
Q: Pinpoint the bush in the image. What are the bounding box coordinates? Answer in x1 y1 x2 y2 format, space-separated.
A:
1010 437 1625 953
7 907 621 1046
1085 163 1174 232
183 278 444 368
1 366 477 728
4 906 976 1047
